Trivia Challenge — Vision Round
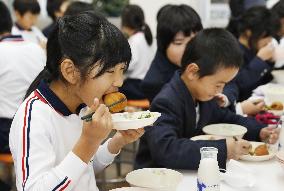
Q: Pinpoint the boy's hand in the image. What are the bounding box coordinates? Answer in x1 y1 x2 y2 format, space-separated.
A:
226 138 251 160
215 93 229 107
108 128 145 154
241 99 265 116
259 126 280 144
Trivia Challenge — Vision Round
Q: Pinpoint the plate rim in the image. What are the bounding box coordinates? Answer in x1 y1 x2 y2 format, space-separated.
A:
112 111 161 130
202 123 247 137
125 168 183 189
112 111 161 122
190 134 225 141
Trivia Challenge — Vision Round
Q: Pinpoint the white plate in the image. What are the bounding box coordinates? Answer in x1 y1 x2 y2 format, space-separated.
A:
112 111 161 130
240 142 277 162
190 135 225 141
126 168 183 191
202 123 247 139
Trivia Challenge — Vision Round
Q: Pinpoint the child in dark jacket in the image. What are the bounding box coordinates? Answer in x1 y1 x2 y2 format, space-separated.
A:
135 28 280 170
229 6 276 102
141 4 202 102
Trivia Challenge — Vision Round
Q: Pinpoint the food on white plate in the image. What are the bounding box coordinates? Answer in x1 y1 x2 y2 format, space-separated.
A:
249 144 269 156
264 101 284 111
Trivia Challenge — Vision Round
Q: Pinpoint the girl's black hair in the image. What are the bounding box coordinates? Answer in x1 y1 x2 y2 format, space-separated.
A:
64 1 94 16
226 0 245 38
0 1 13 34
238 6 273 53
156 4 203 55
121 4 153 45
181 28 243 78
13 0 40 16
25 11 131 99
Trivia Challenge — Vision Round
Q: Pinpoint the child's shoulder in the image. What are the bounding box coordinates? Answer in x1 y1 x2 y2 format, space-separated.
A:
15 92 53 121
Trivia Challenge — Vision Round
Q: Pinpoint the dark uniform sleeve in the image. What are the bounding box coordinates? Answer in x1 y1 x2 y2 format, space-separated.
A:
236 56 272 100
143 97 228 170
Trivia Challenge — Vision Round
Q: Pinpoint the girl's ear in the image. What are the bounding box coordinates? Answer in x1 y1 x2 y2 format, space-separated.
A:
60 59 80 85
184 63 200 80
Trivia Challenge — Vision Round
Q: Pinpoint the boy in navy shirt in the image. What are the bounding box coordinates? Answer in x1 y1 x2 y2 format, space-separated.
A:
135 28 279 170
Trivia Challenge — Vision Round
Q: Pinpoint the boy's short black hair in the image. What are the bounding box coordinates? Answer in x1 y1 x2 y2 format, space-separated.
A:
0 1 13 34
13 0 40 16
181 28 243 77
47 0 67 21
157 4 203 54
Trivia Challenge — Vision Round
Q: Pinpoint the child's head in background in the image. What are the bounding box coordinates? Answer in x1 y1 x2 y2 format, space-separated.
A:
156 4 202 66
13 0 40 30
47 0 69 22
238 6 273 54
121 4 153 46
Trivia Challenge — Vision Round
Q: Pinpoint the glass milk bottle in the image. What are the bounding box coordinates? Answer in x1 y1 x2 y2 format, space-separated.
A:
197 147 220 191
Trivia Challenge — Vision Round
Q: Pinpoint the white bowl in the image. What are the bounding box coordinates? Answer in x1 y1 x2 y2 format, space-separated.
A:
272 70 284 85
202 124 247 139
112 111 161 130
126 168 183 191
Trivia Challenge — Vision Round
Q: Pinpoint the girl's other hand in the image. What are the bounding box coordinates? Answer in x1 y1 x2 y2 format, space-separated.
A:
108 128 145 154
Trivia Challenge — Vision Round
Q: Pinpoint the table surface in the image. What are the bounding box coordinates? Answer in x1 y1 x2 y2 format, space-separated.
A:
177 159 284 191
